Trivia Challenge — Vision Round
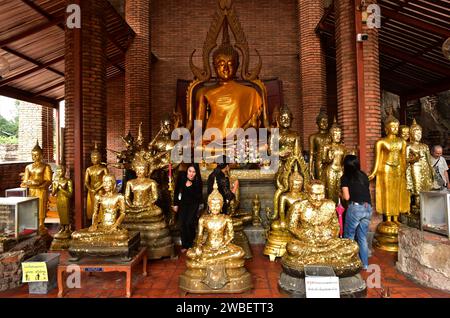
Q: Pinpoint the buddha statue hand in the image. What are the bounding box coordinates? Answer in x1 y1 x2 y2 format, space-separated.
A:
88 225 98 232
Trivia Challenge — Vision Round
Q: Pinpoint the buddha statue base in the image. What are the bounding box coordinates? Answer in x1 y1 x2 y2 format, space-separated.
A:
179 266 253 294
122 215 174 259
232 218 252 259
263 229 290 261
68 232 140 262
373 221 399 252
400 209 421 230
278 271 367 298
50 229 72 250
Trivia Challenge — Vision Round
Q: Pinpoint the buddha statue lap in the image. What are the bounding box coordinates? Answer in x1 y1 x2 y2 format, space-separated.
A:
122 158 174 259
69 175 139 261
179 180 252 294
278 181 364 296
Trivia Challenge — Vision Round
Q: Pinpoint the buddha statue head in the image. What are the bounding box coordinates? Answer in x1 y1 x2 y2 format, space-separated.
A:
102 174 117 194
132 157 149 178
278 105 293 129
212 23 239 82
399 125 410 142
329 118 342 144
208 179 224 215
316 109 329 131
410 119 422 142
31 140 43 163
384 112 400 136
289 166 304 192
55 164 66 179
306 180 326 208
90 142 102 165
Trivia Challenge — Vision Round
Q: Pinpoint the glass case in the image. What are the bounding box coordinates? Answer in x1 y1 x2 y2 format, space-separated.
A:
420 190 450 239
0 197 38 239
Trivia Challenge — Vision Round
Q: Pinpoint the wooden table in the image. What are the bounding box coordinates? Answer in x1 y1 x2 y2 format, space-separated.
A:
57 247 148 298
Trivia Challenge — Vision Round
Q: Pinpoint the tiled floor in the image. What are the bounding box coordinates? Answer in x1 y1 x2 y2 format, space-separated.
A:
1 245 449 298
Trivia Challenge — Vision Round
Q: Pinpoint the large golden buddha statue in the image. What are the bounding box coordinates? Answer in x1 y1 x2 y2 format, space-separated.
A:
281 181 362 276
186 1 269 139
69 174 139 261
369 113 407 252
123 157 174 259
179 180 252 293
21 140 52 234
309 109 331 180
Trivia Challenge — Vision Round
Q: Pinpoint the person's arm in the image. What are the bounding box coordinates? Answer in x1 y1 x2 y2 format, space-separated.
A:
341 187 350 201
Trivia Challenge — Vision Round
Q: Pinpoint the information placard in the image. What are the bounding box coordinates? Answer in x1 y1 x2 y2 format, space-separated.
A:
305 276 340 298
22 262 49 282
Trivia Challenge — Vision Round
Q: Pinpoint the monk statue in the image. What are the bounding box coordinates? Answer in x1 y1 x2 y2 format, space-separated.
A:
406 119 435 213
323 119 348 204
369 113 407 252
399 125 411 214
309 109 331 180
179 180 252 294
281 180 362 276
123 157 174 259
84 143 109 221
50 164 73 250
21 140 52 234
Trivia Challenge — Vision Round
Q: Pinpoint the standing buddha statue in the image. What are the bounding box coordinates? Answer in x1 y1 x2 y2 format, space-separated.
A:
309 109 331 181
84 143 109 221
369 113 407 252
50 164 73 250
20 140 52 234
179 180 252 294
399 125 411 215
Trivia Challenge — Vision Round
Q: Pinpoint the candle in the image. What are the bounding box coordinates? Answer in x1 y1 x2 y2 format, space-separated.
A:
168 162 172 178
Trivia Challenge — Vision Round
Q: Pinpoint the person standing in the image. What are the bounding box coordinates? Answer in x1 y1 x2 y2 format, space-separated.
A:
341 155 372 270
173 163 203 252
431 145 450 190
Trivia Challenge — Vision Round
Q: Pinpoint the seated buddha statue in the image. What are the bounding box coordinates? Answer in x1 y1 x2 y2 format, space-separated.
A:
179 180 252 293
123 157 174 259
281 181 362 277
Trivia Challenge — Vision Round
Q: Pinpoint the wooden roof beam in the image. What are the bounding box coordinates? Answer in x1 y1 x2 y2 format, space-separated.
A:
0 85 58 108
404 77 450 101
32 81 65 97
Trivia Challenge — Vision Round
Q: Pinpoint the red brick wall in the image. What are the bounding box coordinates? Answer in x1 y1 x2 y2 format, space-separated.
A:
150 0 301 136
107 75 125 179
0 162 29 196
297 0 327 149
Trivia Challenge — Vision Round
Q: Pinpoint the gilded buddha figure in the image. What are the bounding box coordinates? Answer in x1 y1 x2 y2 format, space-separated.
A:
271 105 300 163
406 119 434 212
123 157 174 259
50 164 73 250
309 110 331 180
179 180 252 293
369 113 407 252
323 120 347 204
84 143 109 221
281 181 362 276
21 140 52 234
399 125 411 214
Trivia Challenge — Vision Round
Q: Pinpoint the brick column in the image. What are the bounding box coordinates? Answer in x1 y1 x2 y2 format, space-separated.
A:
65 0 108 227
125 0 151 140
335 0 358 149
297 0 327 150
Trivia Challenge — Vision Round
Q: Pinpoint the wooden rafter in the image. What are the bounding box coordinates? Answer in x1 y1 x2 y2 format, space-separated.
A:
405 77 450 100
32 81 65 97
0 85 58 108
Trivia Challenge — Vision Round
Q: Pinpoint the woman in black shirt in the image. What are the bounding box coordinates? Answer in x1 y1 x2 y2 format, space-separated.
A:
340 155 372 270
173 163 203 252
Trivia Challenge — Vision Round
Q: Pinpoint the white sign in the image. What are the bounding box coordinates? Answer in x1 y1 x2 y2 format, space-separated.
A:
305 276 340 298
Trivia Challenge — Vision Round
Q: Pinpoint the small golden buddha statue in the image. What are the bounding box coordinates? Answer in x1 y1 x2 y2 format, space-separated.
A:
84 143 109 221
309 109 331 180
399 125 410 142
50 164 73 250
406 119 435 212
179 180 252 293
369 113 407 252
251 194 262 227
264 166 307 261
323 119 347 204
271 105 300 163
123 157 174 259
70 175 138 260
21 140 52 234
281 181 362 276
399 125 411 214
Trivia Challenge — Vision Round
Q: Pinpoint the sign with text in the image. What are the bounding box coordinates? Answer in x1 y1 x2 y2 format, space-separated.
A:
22 262 49 282
305 276 340 298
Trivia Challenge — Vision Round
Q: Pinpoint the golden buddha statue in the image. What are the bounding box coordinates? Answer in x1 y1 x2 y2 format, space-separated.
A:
123 157 174 259
84 143 109 221
179 180 252 293
309 109 331 180
368 113 407 252
399 125 411 214
281 181 362 276
323 120 347 204
21 140 52 234
406 119 435 213
50 164 73 250
271 105 300 163
251 194 262 227
264 167 307 261
70 174 139 260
